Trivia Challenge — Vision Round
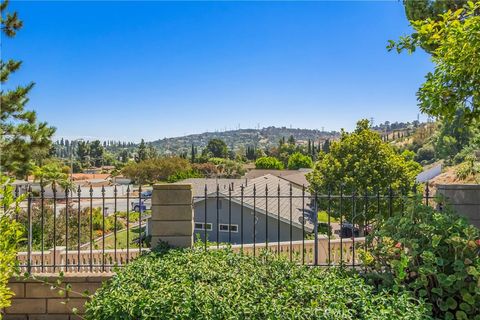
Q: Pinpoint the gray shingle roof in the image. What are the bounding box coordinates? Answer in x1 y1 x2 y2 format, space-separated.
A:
183 174 314 232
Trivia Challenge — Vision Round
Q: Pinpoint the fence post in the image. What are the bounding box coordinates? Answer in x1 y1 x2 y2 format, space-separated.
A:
150 184 194 249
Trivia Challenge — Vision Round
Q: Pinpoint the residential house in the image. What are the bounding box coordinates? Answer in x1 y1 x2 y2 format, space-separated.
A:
244 168 313 189
180 174 315 245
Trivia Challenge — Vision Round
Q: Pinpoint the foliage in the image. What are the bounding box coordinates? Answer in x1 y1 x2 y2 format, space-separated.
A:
415 145 436 163
192 163 218 178
255 156 284 170
85 248 428 320
122 157 192 184
307 120 422 225
166 170 203 183
361 201 480 319
32 162 72 190
433 110 476 162
403 0 468 24
308 119 422 195
455 154 480 181
0 178 25 311
287 152 313 170
0 0 55 178
15 204 124 250
203 139 228 158
208 158 245 178
389 1 480 124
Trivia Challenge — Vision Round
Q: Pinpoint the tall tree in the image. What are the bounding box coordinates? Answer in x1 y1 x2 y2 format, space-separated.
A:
76 141 89 165
136 139 147 163
89 140 104 167
403 0 468 23
190 143 196 163
204 139 228 158
390 1 480 124
0 0 55 178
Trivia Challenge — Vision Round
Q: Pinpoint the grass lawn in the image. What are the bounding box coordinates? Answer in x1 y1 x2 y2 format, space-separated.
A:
94 226 145 250
318 211 339 223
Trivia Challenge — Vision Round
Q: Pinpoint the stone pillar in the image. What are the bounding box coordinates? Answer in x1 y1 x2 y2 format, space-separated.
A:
437 184 480 228
150 184 194 248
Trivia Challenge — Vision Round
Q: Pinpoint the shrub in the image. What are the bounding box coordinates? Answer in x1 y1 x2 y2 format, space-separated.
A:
287 152 313 169
192 162 219 177
415 145 435 163
86 248 428 319
0 179 24 311
255 156 284 170
361 201 480 319
167 170 203 183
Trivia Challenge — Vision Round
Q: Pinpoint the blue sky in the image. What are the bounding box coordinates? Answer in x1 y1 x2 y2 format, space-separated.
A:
5 1 432 142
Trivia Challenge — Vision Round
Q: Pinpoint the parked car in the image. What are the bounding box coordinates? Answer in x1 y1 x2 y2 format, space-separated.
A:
131 199 151 212
141 190 152 199
339 222 359 238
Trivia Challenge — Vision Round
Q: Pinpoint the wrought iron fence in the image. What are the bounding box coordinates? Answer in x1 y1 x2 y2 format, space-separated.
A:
7 181 444 273
10 184 149 273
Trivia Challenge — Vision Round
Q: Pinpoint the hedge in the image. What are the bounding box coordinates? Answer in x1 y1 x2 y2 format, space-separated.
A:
85 248 428 319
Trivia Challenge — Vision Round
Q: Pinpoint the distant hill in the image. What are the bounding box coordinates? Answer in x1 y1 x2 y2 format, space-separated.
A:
150 127 340 155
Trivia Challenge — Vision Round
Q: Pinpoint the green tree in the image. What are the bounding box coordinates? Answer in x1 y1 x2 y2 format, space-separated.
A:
0 0 55 178
389 1 480 124
190 143 196 163
136 139 148 163
403 0 468 23
122 157 192 185
322 139 330 153
76 141 90 165
255 156 284 170
307 120 422 223
33 163 72 190
434 108 475 162
204 139 228 158
287 152 313 170
89 140 104 167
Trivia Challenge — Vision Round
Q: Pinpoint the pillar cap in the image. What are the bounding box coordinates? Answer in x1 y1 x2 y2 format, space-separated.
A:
153 183 192 190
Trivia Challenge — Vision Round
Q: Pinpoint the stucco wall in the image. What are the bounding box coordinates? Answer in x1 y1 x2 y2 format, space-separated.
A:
436 184 480 228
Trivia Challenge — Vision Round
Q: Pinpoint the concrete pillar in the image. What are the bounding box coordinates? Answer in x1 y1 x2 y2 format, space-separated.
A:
150 184 194 248
437 184 480 228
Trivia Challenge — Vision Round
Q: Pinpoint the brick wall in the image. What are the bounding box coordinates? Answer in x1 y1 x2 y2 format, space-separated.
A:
2 273 112 320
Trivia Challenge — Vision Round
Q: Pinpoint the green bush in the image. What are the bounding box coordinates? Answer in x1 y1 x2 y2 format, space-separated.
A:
86 248 428 320
0 180 24 311
167 169 203 183
361 201 480 319
255 156 284 170
287 152 313 170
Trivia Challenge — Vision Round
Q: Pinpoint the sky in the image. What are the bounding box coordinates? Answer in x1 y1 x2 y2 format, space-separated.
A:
4 1 433 142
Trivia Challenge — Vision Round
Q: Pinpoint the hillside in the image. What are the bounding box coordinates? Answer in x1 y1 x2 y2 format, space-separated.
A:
150 127 340 155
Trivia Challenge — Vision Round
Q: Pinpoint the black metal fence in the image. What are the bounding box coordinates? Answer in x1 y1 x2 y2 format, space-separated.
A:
10 184 149 273
7 182 446 273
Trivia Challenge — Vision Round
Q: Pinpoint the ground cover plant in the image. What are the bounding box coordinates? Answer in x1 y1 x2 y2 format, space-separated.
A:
361 201 480 320
85 248 429 320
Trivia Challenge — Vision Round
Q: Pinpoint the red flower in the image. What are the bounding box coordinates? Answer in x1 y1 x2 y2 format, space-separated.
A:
395 242 402 249
476 239 480 246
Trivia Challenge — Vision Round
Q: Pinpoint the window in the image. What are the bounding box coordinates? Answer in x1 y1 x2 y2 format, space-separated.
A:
219 224 238 233
195 222 212 231
217 200 222 209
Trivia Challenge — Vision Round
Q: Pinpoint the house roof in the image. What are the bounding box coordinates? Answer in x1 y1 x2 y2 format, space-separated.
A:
71 173 111 181
245 169 312 188
183 174 314 232
179 178 245 197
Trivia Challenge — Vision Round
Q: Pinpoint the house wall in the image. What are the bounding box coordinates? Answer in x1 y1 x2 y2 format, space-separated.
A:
193 198 306 244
